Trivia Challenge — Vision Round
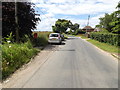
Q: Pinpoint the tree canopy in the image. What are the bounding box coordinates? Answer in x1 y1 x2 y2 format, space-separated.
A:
52 19 80 34
70 23 79 31
52 19 72 33
95 2 120 34
2 2 40 41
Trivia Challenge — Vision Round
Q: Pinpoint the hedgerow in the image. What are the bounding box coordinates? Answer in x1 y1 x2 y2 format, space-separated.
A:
90 32 120 46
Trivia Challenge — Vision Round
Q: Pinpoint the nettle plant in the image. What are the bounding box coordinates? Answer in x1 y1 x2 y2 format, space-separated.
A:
3 32 14 44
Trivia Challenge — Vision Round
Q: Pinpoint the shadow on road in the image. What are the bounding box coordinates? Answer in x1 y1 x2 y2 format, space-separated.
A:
50 42 65 45
43 42 65 51
58 49 75 51
44 45 57 51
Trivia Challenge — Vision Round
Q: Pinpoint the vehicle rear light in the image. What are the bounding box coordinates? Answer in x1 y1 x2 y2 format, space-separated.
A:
58 35 60 39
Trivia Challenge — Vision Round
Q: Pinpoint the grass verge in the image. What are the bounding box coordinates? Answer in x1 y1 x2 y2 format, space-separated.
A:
87 39 120 54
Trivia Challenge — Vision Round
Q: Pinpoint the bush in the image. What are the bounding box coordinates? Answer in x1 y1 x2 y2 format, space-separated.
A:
2 41 38 80
90 32 120 46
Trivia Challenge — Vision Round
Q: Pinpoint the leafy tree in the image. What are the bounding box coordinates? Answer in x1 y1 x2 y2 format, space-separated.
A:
95 25 101 28
110 2 120 34
2 2 40 41
99 13 113 32
70 23 79 34
70 23 79 31
52 19 72 33
96 2 120 34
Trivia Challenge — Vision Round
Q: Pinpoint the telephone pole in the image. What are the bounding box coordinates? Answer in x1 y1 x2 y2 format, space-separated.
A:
86 15 90 33
15 0 19 43
87 15 90 26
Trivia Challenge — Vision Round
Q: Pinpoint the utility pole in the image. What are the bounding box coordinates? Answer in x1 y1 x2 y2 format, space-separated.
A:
15 0 19 43
86 15 90 33
87 15 90 26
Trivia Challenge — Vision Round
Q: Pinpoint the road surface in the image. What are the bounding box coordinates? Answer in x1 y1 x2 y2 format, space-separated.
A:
3 37 118 88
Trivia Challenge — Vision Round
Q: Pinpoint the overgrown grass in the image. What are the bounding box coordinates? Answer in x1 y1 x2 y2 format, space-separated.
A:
33 31 52 35
2 41 39 80
32 31 51 47
1 31 52 80
87 39 120 53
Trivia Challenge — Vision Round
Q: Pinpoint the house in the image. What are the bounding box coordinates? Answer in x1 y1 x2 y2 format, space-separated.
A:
94 27 102 32
82 26 94 32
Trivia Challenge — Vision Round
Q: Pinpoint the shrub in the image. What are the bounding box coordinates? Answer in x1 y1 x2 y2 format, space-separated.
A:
90 32 120 46
2 41 38 80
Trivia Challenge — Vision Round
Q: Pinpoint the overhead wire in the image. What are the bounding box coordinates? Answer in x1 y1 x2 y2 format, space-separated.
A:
33 2 55 30
34 2 55 23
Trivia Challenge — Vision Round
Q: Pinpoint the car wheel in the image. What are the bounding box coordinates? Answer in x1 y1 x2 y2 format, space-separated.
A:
59 41 62 45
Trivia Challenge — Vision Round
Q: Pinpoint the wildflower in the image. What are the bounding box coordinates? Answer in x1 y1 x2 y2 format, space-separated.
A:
7 62 9 65
9 46 11 48
7 41 11 44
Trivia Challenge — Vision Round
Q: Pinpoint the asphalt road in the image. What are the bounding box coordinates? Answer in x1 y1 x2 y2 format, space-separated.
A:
3 37 118 88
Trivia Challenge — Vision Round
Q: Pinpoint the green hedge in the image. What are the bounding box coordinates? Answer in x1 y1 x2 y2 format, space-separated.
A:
2 41 39 80
90 32 120 46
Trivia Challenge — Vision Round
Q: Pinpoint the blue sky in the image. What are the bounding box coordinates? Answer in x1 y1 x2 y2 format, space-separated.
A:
31 0 119 31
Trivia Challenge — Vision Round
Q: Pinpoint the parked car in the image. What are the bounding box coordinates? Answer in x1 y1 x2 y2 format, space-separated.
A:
48 33 62 44
61 34 64 41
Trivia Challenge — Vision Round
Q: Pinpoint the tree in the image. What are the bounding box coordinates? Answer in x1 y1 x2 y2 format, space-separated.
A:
52 19 72 33
2 2 40 41
99 13 113 32
110 2 120 34
70 23 79 33
96 2 120 34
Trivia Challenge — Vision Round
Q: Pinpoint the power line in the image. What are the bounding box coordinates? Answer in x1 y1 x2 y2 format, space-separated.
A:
34 3 55 23
33 3 56 31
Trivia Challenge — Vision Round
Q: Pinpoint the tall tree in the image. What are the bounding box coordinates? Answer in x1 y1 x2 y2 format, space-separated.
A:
99 13 113 32
110 2 120 34
52 19 72 33
2 2 40 41
70 23 79 32
95 2 120 34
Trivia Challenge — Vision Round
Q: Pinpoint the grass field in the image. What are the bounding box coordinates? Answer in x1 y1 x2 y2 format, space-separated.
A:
33 31 52 36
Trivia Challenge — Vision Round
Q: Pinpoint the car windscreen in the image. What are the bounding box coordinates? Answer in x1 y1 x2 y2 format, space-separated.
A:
50 34 59 37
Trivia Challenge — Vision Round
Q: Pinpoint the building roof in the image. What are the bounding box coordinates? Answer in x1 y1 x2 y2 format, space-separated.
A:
83 26 94 29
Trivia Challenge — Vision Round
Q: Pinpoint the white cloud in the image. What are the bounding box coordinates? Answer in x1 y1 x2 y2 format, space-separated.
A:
35 17 57 31
32 0 119 31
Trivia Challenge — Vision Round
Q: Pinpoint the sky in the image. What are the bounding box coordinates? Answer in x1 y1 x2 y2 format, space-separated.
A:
31 0 119 31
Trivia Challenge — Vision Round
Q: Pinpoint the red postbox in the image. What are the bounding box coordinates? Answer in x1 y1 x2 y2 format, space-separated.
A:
34 33 38 38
